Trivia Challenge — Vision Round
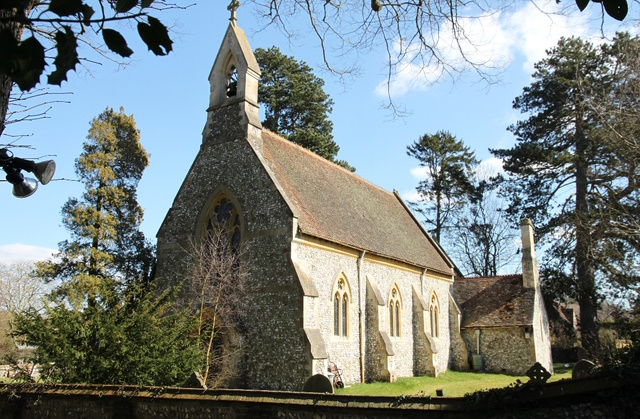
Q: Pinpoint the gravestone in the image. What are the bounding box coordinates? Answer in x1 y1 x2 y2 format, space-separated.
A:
572 359 596 379
302 374 334 393
526 362 551 385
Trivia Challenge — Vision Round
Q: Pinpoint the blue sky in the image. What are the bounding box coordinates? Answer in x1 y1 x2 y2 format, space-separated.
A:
0 1 636 264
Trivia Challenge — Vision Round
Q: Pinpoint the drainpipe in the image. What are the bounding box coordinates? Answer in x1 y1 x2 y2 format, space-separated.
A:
357 250 366 383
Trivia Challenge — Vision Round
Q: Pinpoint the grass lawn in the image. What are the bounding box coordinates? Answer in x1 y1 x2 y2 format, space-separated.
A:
335 363 574 398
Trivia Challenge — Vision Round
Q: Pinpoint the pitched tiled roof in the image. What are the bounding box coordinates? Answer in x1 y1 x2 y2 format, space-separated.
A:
259 130 453 274
452 275 534 328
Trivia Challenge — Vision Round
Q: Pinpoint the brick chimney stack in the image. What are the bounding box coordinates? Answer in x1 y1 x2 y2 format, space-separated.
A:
521 218 539 289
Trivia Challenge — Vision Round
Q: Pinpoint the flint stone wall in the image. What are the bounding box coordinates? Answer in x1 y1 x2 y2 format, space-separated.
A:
156 112 307 390
294 240 453 384
460 327 534 375
1 376 637 419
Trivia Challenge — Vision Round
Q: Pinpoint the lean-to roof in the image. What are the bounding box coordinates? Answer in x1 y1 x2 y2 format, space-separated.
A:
259 130 453 274
453 275 535 328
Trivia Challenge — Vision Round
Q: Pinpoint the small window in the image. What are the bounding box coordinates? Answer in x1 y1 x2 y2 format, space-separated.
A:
429 293 440 338
333 277 349 337
389 285 402 337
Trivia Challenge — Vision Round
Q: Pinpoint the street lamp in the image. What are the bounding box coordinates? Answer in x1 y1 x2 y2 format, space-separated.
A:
1 148 56 198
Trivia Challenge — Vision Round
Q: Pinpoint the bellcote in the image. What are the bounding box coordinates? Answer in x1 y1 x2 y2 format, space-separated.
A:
207 23 261 112
203 22 262 142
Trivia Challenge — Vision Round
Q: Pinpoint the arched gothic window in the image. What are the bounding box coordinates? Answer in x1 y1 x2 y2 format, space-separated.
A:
389 285 402 338
429 293 440 338
206 193 241 256
226 66 238 97
333 276 349 337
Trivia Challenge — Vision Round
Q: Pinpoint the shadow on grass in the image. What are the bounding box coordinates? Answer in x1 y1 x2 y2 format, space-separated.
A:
336 364 574 398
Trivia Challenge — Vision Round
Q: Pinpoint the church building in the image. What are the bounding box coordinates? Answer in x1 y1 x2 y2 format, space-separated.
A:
156 15 553 391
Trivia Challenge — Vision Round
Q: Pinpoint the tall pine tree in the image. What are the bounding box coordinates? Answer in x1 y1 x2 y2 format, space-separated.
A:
407 130 478 243
492 35 640 356
14 108 201 385
255 46 354 171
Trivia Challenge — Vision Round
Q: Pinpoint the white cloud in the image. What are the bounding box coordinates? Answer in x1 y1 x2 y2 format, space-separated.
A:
0 244 56 264
475 157 505 180
375 1 603 98
375 10 514 97
410 165 429 181
506 1 591 72
400 189 422 203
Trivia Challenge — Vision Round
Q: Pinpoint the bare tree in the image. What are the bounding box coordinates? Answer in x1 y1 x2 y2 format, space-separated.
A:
1 1 186 139
0 261 47 371
2 87 72 142
185 228 248 388
445 180 519 277
0 261 48 314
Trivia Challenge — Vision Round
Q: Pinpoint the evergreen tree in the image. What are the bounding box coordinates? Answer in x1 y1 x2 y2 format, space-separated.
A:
492 35 640 356
41 107 154 290
407 130 478 243
255 46 354 171
14 284 201 385
14 108 201 385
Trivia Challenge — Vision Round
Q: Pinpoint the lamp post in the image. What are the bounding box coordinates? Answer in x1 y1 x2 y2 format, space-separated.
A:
0 148 56 198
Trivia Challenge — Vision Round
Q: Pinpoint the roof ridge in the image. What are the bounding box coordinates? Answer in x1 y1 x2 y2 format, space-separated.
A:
261 128 396 197
455 274 522 281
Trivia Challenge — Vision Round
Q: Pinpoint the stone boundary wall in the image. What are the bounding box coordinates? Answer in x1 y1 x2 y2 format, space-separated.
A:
0 375 637 418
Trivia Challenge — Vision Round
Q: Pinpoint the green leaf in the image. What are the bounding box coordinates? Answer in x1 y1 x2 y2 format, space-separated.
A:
81 4 95 25
576 0 590 11
48 26 79 86
48 0 84 17
603 0 628 20
103 29 133 58
137 16 172 56
11 37 46 91
0 33 46 91
141 0 154 8
115 0 138 13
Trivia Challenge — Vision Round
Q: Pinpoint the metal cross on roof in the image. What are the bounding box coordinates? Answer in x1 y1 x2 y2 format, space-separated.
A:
228 0 241 22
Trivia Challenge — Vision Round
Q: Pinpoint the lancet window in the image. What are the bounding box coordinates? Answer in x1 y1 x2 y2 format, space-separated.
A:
429 293 440 338
333 276 350 338
389 285 402 338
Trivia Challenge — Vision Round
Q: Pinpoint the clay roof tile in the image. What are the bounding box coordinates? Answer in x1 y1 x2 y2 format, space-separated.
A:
260 130 452 273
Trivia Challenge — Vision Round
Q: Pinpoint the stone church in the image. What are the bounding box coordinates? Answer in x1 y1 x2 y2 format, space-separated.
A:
156 17 553 391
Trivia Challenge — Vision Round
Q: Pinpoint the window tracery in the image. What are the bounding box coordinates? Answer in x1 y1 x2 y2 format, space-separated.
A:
206 193 241 255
